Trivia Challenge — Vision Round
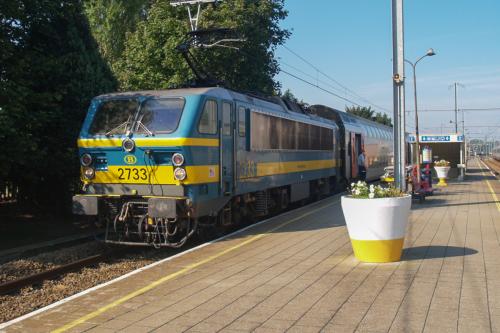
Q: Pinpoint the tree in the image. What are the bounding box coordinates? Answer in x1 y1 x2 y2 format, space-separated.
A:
282 89 299 103
346 106 375 119
116 0 289 94
0 1 116 212
346 106 392 127
373 112 393 127
83 0 151 72
281 89 309 108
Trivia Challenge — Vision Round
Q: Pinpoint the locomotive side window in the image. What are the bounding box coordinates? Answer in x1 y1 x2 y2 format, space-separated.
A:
198 99 218 134
222 102 232 135
280 118 295 149
320 126 334 150
250 112 270 150
238 106 246 137
139 98 185 134
89 99 139 135
269 116 281 149
310 125 320 150
297 122 310 150
251 111 333 151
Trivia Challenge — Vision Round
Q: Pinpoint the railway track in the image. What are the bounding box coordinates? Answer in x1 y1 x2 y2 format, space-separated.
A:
0 231 104 264
483 158 500 176
0 252 108 295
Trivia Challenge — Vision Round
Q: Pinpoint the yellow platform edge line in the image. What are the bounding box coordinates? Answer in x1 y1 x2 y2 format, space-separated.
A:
51 199 339 333
485 179 500 212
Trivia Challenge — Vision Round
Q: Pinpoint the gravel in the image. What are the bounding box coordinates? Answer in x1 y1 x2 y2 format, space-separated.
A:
0 242 181 323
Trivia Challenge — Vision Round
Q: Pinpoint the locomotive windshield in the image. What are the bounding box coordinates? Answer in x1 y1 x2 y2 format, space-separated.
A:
88 98 184 136
136 98 184 134
89 99 139 136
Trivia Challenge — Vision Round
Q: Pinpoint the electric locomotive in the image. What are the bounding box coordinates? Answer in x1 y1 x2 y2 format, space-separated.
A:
73 87 342 247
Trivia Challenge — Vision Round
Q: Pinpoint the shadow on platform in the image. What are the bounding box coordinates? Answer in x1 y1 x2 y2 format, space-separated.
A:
402 246 477 260
466 174 496 181
412 199 498 209
466 169 484 174
429 191 465 196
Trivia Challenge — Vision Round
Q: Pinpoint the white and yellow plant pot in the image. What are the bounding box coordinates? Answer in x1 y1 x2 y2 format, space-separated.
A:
434 166 450 186
341 195 411 263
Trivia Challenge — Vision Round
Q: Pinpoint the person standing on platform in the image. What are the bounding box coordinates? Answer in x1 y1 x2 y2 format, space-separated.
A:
358 148 367 181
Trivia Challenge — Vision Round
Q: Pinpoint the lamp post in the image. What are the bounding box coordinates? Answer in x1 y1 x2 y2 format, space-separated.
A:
404 48 436 189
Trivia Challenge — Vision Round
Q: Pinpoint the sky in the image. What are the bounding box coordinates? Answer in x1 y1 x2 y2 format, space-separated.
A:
275 0 500 141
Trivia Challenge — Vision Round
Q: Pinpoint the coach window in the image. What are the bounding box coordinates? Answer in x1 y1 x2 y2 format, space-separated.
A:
238 106 246 137
198 99 218 134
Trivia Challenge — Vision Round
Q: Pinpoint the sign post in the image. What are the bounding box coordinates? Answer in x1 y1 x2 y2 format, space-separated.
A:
392 0 406 191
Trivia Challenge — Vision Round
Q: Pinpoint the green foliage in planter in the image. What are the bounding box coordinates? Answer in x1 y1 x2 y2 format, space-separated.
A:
349 181 405 199
434 159 450 167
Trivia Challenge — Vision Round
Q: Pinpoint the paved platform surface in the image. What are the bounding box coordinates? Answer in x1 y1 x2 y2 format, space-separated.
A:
2 159 500 333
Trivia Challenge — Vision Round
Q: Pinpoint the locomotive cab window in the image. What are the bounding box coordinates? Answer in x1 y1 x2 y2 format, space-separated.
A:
198 99 218 135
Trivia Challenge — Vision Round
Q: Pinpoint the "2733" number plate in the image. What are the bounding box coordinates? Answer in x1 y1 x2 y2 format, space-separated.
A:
117 167 149 181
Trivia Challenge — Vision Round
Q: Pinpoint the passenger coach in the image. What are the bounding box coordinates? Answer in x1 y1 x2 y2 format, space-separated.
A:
309 105 394 183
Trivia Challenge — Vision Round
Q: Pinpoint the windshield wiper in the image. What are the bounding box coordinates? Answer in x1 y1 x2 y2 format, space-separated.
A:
105 115 133 136
134 114 154 137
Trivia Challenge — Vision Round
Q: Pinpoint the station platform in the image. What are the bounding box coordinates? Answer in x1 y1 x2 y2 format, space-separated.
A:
2 159 500 333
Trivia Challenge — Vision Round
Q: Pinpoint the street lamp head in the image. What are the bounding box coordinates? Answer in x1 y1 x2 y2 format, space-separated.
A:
426 48 436 56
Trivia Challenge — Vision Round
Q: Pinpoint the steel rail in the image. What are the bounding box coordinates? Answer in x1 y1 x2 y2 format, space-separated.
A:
0 253 107 295
484 158 500 176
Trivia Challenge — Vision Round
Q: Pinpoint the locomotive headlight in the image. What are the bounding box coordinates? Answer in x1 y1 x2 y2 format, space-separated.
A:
173 167 186 181
122 138 135 152
83 167 95 180
172 153 184 166
80 153 92 167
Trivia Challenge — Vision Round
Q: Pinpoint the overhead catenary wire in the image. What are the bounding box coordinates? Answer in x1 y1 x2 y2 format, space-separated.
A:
280 60 353 98
406 107 500 112
279 69 365 107
281 45 392 113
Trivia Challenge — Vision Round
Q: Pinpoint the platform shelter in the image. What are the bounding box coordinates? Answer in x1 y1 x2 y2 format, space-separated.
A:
408 134 465 178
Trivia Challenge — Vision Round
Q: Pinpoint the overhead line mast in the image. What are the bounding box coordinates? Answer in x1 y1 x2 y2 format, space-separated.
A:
392 0 406 192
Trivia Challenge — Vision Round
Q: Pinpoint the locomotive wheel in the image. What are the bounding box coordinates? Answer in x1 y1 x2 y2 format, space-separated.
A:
197 215 225 241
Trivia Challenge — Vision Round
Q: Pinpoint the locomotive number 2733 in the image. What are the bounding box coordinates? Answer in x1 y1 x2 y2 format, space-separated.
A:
117 167 149 181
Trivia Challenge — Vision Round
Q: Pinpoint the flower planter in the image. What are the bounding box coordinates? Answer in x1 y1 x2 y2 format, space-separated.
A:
341 195 411 263
434 166 451 186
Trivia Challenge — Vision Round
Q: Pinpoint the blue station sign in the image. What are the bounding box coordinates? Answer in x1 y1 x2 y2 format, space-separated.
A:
407 134 464 143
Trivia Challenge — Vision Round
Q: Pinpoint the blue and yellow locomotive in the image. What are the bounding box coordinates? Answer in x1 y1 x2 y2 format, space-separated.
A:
73 87 393 247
